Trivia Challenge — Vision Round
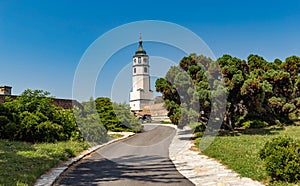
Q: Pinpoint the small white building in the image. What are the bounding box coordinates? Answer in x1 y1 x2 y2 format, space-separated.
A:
0 86 12 95
130 36 154 112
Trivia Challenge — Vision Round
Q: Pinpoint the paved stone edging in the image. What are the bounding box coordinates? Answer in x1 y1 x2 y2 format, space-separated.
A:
168 125 265 186
35 124 266 186
34 132 135 186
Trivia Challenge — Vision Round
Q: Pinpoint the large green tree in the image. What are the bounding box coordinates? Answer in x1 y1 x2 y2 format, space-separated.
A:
156 54 226 129
0 89 81 142
156 54 300 130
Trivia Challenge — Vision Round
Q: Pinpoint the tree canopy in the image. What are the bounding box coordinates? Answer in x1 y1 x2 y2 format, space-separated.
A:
94 97 142 132
0 89 81 142
156 54 300 130
0 90 142 143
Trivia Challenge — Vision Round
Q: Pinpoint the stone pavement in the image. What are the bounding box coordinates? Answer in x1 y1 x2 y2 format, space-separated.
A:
167 124 265 186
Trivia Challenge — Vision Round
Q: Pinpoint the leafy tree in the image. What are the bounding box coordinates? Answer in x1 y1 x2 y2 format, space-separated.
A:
156 55 221 129
94 97 122 131
156 53 300 130
74 103 108 144
0 89 81 142
94 97 142 132
113 102 142 132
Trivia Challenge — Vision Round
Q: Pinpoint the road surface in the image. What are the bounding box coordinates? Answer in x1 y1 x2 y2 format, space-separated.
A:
55 125 194 186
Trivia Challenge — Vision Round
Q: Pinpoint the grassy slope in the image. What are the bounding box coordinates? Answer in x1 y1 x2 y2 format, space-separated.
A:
195 126 300 186
0 133 125 186
0 140 89 186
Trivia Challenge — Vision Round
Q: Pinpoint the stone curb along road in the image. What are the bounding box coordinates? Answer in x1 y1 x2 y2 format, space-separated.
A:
35 124 265 186
34 132 135 186
167 124 265 186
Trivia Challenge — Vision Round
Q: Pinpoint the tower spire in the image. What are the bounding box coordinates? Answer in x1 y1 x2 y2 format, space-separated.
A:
135 33 146 55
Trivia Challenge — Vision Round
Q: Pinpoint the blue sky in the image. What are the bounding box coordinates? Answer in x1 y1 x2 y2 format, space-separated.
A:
1 0 300 102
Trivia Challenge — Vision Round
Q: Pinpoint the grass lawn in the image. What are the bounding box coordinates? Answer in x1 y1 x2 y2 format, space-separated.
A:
0 140 89 186
0 133 126 186
195 125 300 186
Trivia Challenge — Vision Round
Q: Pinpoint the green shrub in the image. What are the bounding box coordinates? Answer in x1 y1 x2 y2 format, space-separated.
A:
113 102 142 132
0 116 16 139
0 115 10 125
235 114 269 129
0 89 82 142
259 136 300 182
77 115 109 144
241 120 268 129
189 122 206 132
0 115 10 135
36 121 63 142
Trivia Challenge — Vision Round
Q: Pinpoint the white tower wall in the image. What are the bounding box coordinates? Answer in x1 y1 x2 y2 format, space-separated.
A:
129 37 154 111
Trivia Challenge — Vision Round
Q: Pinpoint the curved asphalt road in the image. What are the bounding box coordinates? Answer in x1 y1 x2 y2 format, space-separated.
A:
54 125 194 186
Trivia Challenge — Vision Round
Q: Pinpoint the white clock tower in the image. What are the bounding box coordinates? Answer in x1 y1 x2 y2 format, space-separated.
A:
130 35 154 111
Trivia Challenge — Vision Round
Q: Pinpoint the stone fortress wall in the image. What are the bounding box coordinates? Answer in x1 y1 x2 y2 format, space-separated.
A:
0 86 82 109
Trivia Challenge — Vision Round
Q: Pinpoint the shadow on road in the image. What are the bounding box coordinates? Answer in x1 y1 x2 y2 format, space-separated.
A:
56 154 194 186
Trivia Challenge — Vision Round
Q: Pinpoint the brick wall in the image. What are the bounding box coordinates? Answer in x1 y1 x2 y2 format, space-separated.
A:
51 98 83 109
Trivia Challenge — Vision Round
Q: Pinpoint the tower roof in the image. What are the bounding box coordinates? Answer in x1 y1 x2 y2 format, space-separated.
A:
135 34 147 56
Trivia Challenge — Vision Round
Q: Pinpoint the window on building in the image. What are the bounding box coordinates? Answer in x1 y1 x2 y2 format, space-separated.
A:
134 68 136 73
143 58 147 62
138 57 141 63
144 67 147 73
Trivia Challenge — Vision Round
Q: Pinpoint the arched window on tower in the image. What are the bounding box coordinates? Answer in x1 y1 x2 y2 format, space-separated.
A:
134 68 136 73
144 67 147 73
